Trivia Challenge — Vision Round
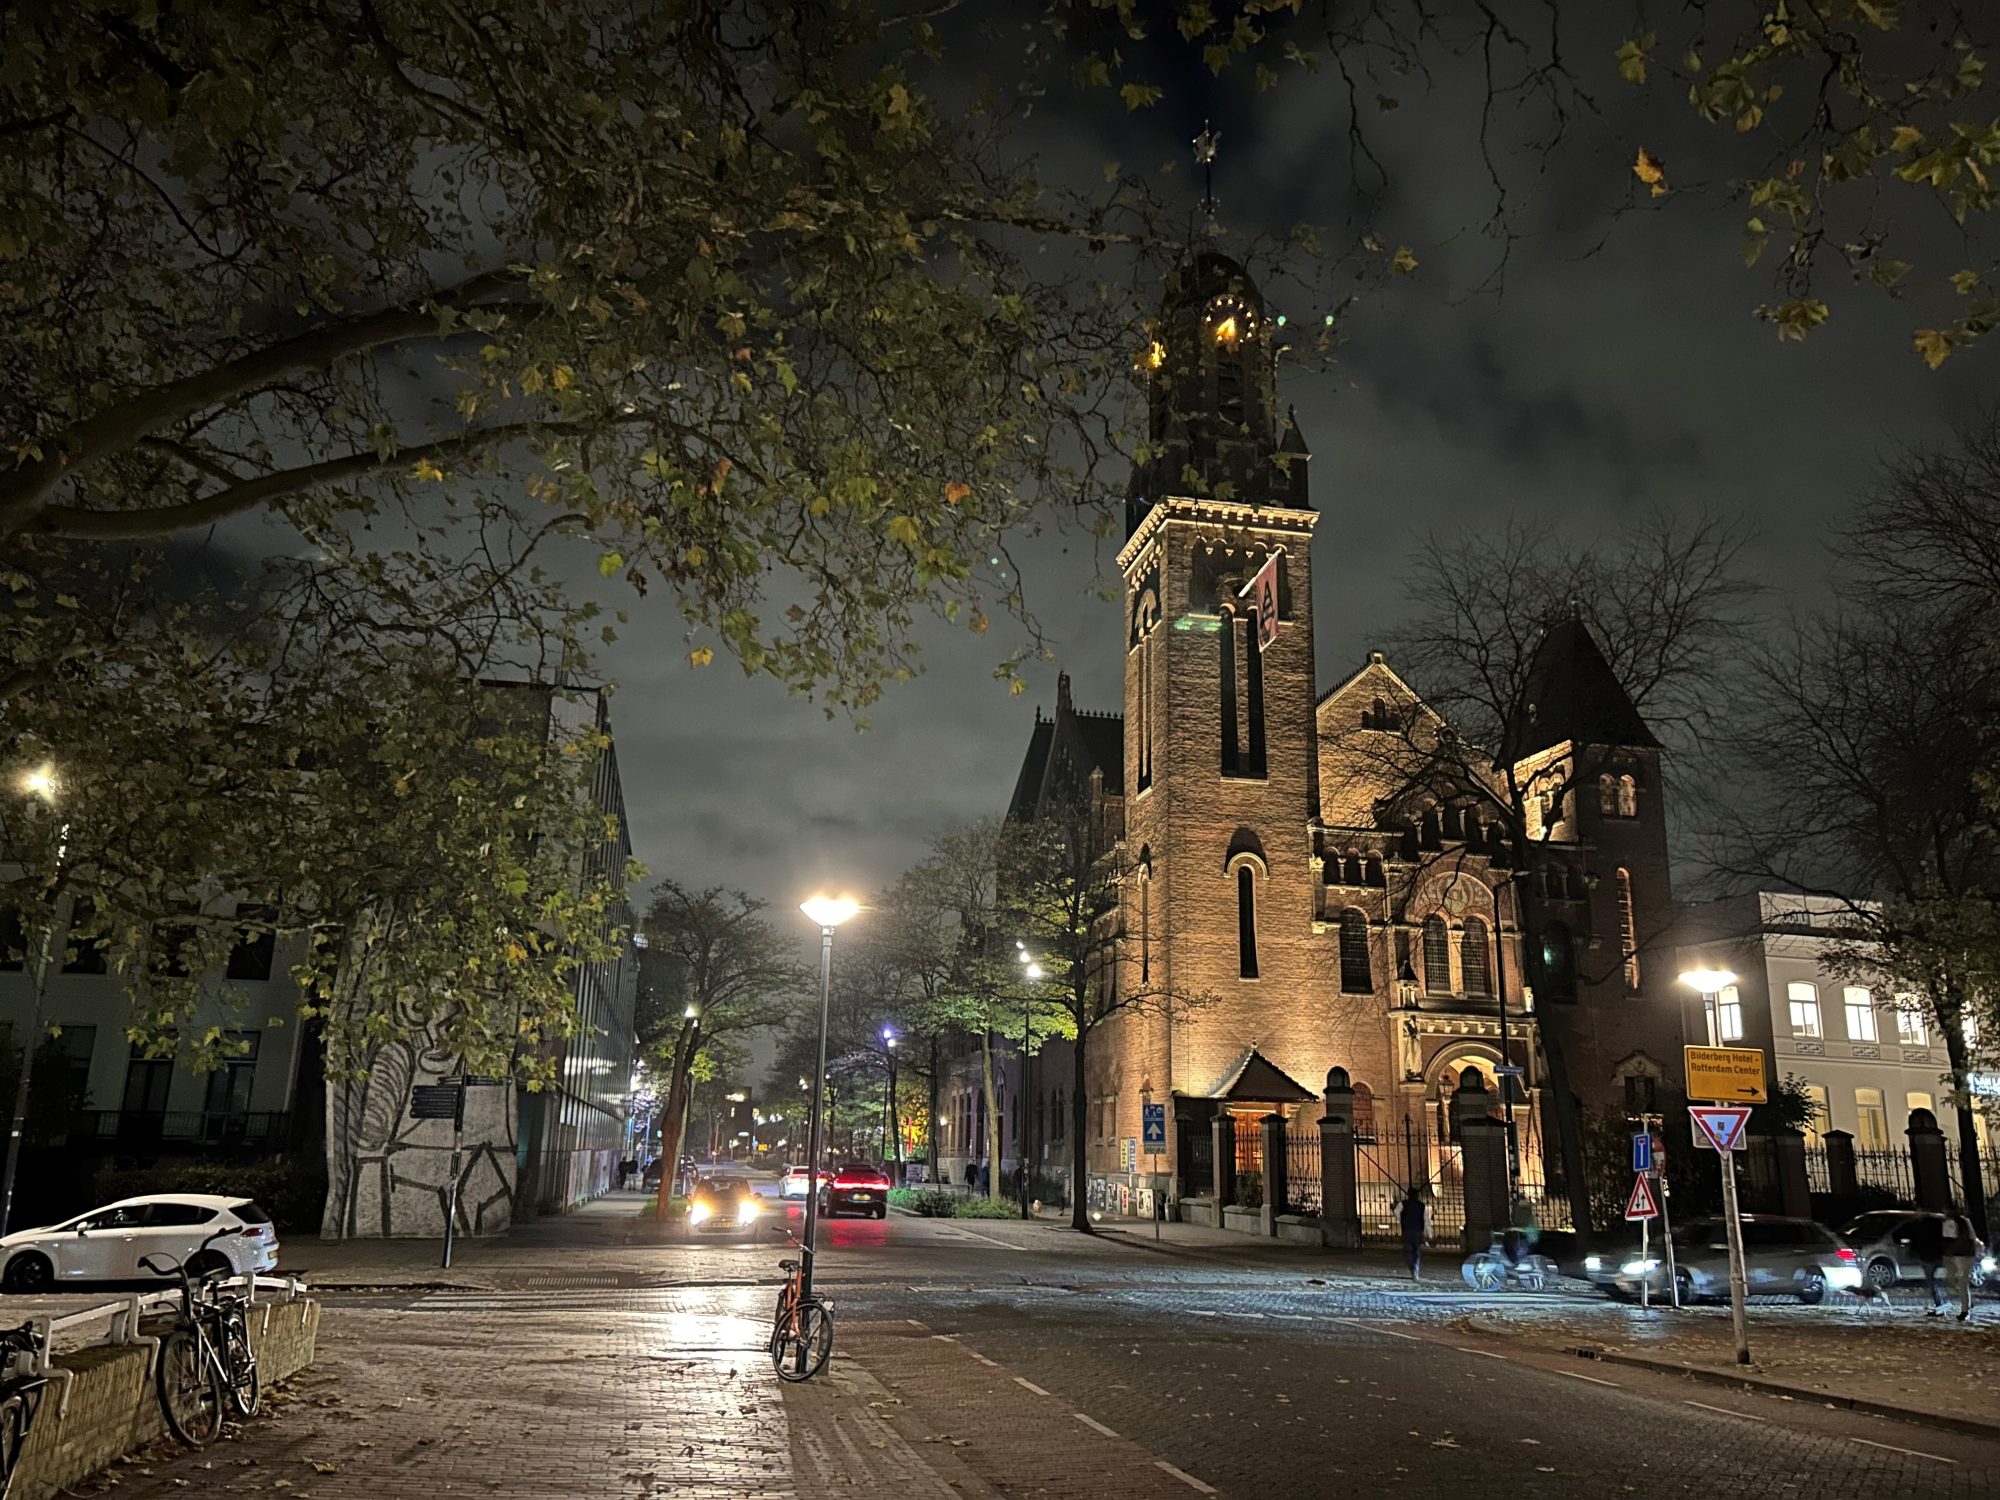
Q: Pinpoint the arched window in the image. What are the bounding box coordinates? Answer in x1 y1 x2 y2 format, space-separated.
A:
1352 1082 1376 1141
1422 914 1451 993
1598 773 1618 815
1338 910 1372 993
1237 866 1259 979
1460 916 1492 996
1618 774 1638 818
1616 867 1640 991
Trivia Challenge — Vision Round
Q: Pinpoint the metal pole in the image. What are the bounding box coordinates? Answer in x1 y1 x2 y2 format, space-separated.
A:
442 1082 464 1270
800 926 835 1302
1653 1118 1681 1309
1020 993 1032 1221
0 886 67 1238
1721 1145 1751 1364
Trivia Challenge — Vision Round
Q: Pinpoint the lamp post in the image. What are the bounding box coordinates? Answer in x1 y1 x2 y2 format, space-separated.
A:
799 896 859 1303
2 764 68 1237
1680 966 1748 1365
881 1026 900 1179
1016 952 1043 1220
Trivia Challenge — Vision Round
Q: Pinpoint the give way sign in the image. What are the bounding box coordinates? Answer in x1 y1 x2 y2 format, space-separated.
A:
1689 1105 1752 1153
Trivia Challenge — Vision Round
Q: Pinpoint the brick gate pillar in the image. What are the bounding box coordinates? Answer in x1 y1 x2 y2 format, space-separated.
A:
1319 1067 1361 1250
1771 1128 1811 1219
1454 1070 1507 1253
1211 1112 1236 1209
1822 1129 1858 1200
1907 1108 1950 1212
1260 1112 1286 1237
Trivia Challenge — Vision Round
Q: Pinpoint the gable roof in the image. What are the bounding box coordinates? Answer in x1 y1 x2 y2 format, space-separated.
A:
1504 617 1659 761
1209 1048 1318 1104
1006 715 1057 822
1007 673 1123 821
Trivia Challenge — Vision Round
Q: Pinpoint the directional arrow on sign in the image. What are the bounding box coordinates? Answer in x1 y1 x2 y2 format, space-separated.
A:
1624 1173 1659 1221
1689 1104 1753 1153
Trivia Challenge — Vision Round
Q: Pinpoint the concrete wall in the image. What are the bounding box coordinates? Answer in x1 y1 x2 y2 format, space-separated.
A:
12 1295 320 1500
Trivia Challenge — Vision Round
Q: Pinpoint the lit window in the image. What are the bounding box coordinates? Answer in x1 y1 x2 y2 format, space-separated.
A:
1597 774 1617 815
1717 985 1745 1042
1843 987 1877 1043
1906 1091 1933 1124
1214 314 1238 343
1616 868 1639 992
1895 1001 1927 1046
1801 1085 1829 1145
1460 917 1492 996
1338 911 1372 994
1855 1088 1889 1151
1786 982 1821 1038
1618 774 1638 818
1423 915 1451 993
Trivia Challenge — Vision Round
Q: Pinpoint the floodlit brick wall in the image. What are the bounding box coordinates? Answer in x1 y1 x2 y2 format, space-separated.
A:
10 1296 320 1500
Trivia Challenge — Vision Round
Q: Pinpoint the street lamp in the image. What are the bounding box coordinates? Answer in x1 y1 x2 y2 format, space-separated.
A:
1017 952 1044 1220
798 895 859 1308
881 1026 901 1179
1679 966 1749 1364
1 762 68 1236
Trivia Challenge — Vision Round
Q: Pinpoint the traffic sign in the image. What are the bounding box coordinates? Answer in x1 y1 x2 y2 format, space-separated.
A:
1683 1045 1767 1104
1689 1104 1752 1153
410 1083 462 1121
1624 1174 1659 1220
1142 1102 1166 1153
1121 1136 1137 1173
1631 1132 1653 1172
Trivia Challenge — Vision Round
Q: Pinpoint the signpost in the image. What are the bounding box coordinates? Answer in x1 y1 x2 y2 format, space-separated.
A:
411 1076 510 1270
1141 1101 1166 1240
1682 1046 1768 1105
1624 1171 1659 1308
1690 1103 1755 1365
1631 1132 1652 1173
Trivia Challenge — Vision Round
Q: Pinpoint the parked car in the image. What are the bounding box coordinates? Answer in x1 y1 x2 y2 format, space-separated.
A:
641 1156 664 1190
819 1162 891 1219
0 1194 279 1293
1613 1214 1862 1305
1841 1210 1995 1293
780 1166 830 1201
687 1176 762 1235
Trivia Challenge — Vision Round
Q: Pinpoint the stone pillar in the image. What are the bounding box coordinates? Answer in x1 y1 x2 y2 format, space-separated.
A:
1454 1070 1507 1253
1320 1067 1361 1250
1823 1129 1858 1200
1907 1108 1950 1212
1260 1112 1286 1237
1211 1112 1236 1209
1771 1128 1811 1219
1739 1134 1780 1213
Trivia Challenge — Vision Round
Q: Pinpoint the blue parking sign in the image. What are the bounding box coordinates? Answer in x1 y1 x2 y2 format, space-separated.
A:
1632 1132 1652 1172
1142 1102 1167 1152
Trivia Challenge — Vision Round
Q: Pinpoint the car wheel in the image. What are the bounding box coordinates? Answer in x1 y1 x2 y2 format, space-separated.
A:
1797 1270 1826 1306
1 1253 52 1294
875 1205 888 1220
1673 1268 1697 1306
1865 1258 1898 1292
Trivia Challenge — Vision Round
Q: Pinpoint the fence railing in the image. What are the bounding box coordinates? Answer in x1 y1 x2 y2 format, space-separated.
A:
1284 1121 1322 1217
1354 1121 1464 1245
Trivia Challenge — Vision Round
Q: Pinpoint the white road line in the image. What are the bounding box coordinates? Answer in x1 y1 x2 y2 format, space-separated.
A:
967 1351 999 1368
1270 1313 1311 1321
1013 1376 1051 1397
1850 1438 1955 1465
1331 1317 1421 1342
1456 1346 1507 1360
1556 1370 1620 1388
905 1318 928 1329
932 1224 1026 1252
1189 1309 1218 1317
930 1333 960 1343
1221 1311 1266 1320
1073 1412 1119 1438
1154 1459 1219 1495
1684 1400 1764 1421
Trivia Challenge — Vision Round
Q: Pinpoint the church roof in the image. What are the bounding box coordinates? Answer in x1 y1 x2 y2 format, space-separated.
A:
1007 674 1123 821
1503 616 1659 761
1006 716 1057 822
1208 1048 1318 1104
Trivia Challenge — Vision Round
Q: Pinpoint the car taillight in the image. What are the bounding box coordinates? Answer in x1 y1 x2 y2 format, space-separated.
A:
1835 1247 1857 1262
241 1227 267 1238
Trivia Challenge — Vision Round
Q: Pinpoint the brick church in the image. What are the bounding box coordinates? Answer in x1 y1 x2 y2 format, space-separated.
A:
947 252 1685 1222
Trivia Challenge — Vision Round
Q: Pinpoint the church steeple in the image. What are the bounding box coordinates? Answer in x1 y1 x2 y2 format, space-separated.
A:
1126 253 1312 537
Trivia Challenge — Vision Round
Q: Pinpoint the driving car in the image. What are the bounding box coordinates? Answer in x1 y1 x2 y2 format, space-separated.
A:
0 1193 279 1293
1841 1210 1995 1293
1613 1213 1862 1305
780 1166 830 1200
687 1176 763 1235
819 1162 890 1219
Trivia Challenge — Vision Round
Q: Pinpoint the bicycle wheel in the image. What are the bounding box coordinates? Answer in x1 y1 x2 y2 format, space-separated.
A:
771 1298 833 1383
0 1391 29 1500
1462 1254 1505 1291
222 1313 261 1418
769 1286 795 1358
156 1328 225 1447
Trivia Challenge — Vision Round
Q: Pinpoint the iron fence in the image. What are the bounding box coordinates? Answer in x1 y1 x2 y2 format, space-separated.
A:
1355 1120 1463 1245
1284 1119 1322 1216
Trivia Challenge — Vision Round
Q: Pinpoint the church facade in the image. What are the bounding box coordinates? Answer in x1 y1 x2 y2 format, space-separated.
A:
985 254 1687 1223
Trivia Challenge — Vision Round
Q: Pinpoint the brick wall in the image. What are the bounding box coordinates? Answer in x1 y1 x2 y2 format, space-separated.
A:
10 1296 320 1499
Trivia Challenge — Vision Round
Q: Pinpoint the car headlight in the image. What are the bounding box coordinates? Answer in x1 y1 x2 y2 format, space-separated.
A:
1584 1255 1603 1272
689 1201 712 1225
1620 1258 1659 1276
1982 1255 1997 1273
737 1199 761 1222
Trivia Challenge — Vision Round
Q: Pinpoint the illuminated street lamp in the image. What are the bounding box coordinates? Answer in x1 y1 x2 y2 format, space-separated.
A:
1016 948 1045 1220
2 761 68 1236
881 1026 901 1178
798 896 860 1307
1679 966 1749 1365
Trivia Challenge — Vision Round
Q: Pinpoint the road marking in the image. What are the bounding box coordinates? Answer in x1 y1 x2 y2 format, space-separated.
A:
1556 1370 1620 1388
1271 1313 1310 1321
1221 1311 1265 1320
1154 1459 1218 1495
930 1333 960 1343
1013 1376 1051 1396
1331 1317 1421 1342
1073 1412 1119 1438
1189 1309 1218 1317
933 1224 1026 1252
905 1318 928 1329
1849 1438 1955 1465
1456 1346 1507 1360
966 1351 998 1368
1683 1400 1763 1421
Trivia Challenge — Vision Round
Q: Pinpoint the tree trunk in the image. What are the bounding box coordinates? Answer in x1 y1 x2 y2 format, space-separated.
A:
1070 1020 1091 1231
927 1035 941 1186
1941 996 1992 1239
654 1019 698 1214
980 1031 1003 1200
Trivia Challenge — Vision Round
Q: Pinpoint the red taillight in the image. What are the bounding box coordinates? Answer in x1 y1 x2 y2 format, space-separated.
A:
240 1226 267 1238
1835 1247 1856 1262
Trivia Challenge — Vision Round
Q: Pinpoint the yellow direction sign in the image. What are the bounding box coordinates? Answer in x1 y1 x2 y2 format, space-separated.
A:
1683 1045 1767 1105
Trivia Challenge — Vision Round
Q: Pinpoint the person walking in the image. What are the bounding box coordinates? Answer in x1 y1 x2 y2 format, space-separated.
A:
1907 1212 1948 1314
1398 1185 1431 1281
1941 1206 1978 1322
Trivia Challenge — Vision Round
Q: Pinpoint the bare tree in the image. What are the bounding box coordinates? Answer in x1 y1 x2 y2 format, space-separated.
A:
1330 506 1759 1234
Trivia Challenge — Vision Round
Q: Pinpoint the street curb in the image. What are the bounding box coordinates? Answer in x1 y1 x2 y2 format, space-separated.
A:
1572 1345 2000 1442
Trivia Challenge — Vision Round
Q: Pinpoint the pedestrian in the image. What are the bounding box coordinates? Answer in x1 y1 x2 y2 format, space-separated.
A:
1941 1205 1978 1322
618 1155 637 1191
1398 1186 1431 1281
1907 1211 1948 1314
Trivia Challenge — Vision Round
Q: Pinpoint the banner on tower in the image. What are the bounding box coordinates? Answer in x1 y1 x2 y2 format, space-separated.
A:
1241 550 1282 652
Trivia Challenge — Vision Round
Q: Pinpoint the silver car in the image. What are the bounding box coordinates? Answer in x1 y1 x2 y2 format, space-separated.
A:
1613 1214 1864 1305
1840 1210 1994 1294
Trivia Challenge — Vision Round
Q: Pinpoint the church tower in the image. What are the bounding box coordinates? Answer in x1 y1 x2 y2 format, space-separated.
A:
1115 253 1322 1187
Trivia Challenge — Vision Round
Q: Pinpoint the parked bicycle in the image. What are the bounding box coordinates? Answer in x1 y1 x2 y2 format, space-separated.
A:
0 1321 52 1500
769 1236 833 1382
1461 1232 1559 1292
138 1226 260 1446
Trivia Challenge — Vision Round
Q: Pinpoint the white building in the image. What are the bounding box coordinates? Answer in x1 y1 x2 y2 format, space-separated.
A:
1674 892 1992 1156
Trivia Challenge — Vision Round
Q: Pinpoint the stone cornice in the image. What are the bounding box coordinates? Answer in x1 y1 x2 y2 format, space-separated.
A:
1118 494 1319 573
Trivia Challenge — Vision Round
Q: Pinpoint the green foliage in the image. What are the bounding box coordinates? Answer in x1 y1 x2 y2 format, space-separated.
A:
93 1156 327 1235
951 1195 1026 1220
887 1186 957 1216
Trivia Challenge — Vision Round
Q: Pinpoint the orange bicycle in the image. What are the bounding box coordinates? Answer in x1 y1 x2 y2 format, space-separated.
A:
769 1236 833 1381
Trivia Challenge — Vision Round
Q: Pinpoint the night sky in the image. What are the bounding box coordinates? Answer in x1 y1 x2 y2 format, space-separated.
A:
599 30 1994 938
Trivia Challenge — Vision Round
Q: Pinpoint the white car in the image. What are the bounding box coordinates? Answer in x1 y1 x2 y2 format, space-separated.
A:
780 1167 824 1200
0 1194 280 1293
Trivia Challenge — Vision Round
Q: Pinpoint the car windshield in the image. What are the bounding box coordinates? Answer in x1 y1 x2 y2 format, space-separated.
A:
1840 1213 1905 1237
700 1178 749 1197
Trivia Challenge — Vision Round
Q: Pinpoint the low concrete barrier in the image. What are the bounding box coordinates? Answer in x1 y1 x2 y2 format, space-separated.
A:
10 1286 320 1500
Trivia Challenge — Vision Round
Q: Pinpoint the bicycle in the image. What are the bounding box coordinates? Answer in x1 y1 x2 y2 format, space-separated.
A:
1461 1232 1559 1292
0 1322 54 1500
768 1236 833 1382
138 1226 260 1446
